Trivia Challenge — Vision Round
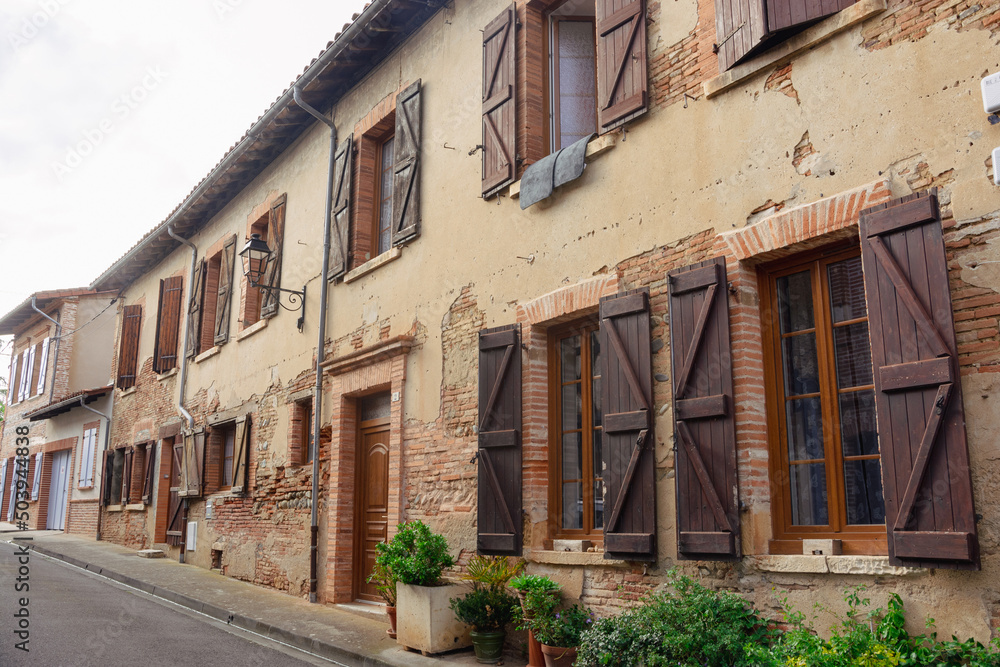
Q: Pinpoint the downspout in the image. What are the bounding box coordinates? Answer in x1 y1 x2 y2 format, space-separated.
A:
77 398 111 541
30 297 61 404
166 224 197 564
293 85 335 604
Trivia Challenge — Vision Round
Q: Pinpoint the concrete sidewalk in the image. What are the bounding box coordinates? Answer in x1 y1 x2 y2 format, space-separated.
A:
0 526 487 667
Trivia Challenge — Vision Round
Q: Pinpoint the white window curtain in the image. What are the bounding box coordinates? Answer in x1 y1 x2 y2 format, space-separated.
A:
79 428 96 487
34 338 49 396
31 452 43 501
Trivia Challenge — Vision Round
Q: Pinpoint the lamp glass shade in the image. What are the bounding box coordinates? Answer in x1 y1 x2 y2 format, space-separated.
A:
240 233 271 286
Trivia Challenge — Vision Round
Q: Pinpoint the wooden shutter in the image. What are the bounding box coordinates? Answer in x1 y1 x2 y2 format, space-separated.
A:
167 443 184 540
32 452 42 500
477 324 522 555
260 194 287 319
141 443 157 504
11 352 23 404
215 236 237 345
329 136 353 280
392 80 421 246
596 0 648 132
187 261 205 359
860 191 979 569
482 5 517 197
35 337 49 396
101 451 113 505
153 276 184 373
117 305 142 389
122 447 134 504
668 257 740 559
713 0 767 72
231 416 251 495
180 428 205 498
600 289 656 560
19 346 33 402
767 0 856 36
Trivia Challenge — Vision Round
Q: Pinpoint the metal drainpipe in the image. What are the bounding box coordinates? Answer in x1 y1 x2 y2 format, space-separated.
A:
292 85 335 604
166 224 197 563
30 297 61 404
77 397 111 541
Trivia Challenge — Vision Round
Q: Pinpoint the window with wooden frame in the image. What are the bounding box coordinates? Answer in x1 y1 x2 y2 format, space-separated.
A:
241 195 286 328
549 7 598 152
549 318 604 539
188 235 237 358
761 245 886 553
108 448 127 505
116 305 142 390
206 422 237 492
153 276 184 374
290 397 314 466
79 426 98 488
353 115 396 267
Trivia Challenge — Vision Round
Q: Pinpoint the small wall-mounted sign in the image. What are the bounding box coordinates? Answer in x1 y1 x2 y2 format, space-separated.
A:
392 391 400 402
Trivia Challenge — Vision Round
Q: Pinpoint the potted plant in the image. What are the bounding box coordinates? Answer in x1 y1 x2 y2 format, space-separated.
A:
366 560 398 638
509 573 561 667
375 520 465 654
450 555 524 663
520 586 595 667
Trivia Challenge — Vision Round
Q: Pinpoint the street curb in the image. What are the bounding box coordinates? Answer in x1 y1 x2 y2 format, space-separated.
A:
12 538 398 667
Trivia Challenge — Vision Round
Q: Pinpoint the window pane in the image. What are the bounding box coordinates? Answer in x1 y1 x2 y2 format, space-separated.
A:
789 463 828 526
843 459 886 525
361 393 391 421
561 384 582 432
593 480 604 530
833 322 873 388
562 432 582 481
561 335 581 382
840 390 879 457
562 482 583 529
786 396 824 461
782 332 820 395
828 256 866 323
556 20 596 150
776 270 814 333
223 429 235 486
591 330 602 427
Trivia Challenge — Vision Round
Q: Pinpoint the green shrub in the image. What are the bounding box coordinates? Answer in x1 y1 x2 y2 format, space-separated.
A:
373 520 454 587
509 573 561 594
464 555 524 593
451 586 521 632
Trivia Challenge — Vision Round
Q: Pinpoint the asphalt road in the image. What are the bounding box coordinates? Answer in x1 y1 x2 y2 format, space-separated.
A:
0 539 346 667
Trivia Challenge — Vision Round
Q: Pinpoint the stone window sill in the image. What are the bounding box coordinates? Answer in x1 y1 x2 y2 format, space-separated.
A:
107 504 123 512
78 485 94 491
704 0 887 98
119 386 137 397
195 346 220 363
125 503 146 511
343 246 403 283
748 554 924 576
509 133 618 200
527 549 629 568
157 368 178 382
237 317 268 342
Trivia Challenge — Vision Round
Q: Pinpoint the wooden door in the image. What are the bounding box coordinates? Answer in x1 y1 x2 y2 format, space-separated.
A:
354 422 390 602
166 441 184 545
46 450 71 530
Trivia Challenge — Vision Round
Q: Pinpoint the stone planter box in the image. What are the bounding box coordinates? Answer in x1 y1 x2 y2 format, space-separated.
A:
396 581 472 655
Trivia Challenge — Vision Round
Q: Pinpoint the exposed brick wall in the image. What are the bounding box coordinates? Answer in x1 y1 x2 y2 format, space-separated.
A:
67 499 99 536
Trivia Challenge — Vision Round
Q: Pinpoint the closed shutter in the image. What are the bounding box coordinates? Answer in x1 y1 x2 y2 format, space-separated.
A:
482 5 517 198
167 442 184 541
599 289 656 560
596 0 648 131
215 236 237 345
0 460 6 513
187 261 205 359
19 346 34 402
668 257 740 559
180 428 206 498
35 337 49 396
860 191 979 569
231 416 251 495
329 136 353 280
141 443 157 504
101 451 113 505
154 276 184 373
260 194 287 319
79 429 94 487
117 305 142 389
477 324 522 555
32 452 42 500
392 80 421 246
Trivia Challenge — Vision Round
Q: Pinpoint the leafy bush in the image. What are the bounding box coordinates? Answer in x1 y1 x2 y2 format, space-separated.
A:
451 586 521 632
464 555 525 593
366 559 397 606
373 520 455 587
517 582 595 648
509 573 561 594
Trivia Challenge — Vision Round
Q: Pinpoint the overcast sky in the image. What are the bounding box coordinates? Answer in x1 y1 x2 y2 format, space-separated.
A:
0 0 368 382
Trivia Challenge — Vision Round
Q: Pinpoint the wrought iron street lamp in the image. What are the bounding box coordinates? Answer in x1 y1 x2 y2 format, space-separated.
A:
239 233 307 331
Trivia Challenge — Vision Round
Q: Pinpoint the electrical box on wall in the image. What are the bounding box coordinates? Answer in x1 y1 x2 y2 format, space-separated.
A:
983 72 1000 114
994 147 1000 186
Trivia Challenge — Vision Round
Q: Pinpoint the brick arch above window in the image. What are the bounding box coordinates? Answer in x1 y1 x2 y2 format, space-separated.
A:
515 273 620 326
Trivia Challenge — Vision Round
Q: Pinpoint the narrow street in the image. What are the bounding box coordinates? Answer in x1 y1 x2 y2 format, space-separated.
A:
0 540 344 667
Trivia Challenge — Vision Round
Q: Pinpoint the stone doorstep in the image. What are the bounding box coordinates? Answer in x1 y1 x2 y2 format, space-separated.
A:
137 549 166 558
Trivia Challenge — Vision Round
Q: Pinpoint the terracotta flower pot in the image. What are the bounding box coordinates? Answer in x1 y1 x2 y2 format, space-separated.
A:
385 605 398 639
540 643 577 667
469 629 505 664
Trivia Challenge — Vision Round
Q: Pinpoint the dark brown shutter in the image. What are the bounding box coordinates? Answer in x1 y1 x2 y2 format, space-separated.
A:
329 135 353 280
600 289 656 560
231 416 251 495
116 305 142 389
260 194 287 319
477 324 522 556
141 443 156 504
482 5 516 198
180 428 205 498
122 447 134 505
101 451 113 506
860 191 979 569
187 261 205 359
668 257 740 559
154 276 183 373
215 235 237 345
767 0 856 36
713 0 767 71
167 442 184 540
596 0 648 131
392 80 421 246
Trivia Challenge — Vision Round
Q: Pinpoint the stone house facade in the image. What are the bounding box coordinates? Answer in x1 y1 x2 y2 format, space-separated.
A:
87 0 1000 640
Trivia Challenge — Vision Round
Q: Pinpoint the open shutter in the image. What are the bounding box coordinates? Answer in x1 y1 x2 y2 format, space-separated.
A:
122 447 134 505
260 194 287 319
19 347 34 402
596 0 648 132
860 191 979 569
117 305 142 389
215 236 237 345
101 451 113 505
167 443 184 541
767 0 857 36
392 80 421 246
668 257 740 559
482 5 517 197
477 324 522 555
11 352 23 404
35 337 49 396
329 136 353 280
231 416 251 495
32 452 42 500
187 262 205 358
154 276 184 373
713 0 767 71
600 289 656 560
180 428 205 498
141 443 157 504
